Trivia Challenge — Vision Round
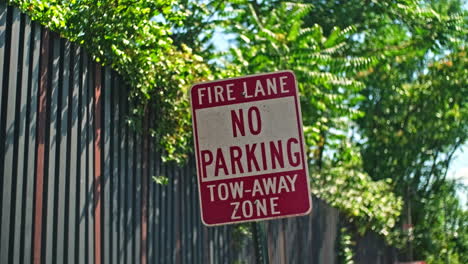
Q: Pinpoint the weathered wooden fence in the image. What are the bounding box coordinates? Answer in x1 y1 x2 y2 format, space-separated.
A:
0 3 397 264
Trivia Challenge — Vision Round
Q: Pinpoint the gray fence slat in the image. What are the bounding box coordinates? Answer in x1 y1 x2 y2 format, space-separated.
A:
141 127 148 264
147 137 154 264
184 165 189 264
129 114 135 264
87 57 95 264
174 165 181 264
0 2 7 142
187 162 194 263
160 156 166 263
67 43 80 264
124 93 131 264
157 159 164 262
103 66 111 264
196 161 202 264
191 163 197 263
224 227 229 263
209 228 214 264
125 87 131 264
189 160 198 264
209 225 214 264
154 151 162 262
0 3 7 136
44 34 60 264
33 26 49 264
181 163 186 264
135 133 141 264
215 227 220 263
190 159 198 263
185 163 191 264
188 164 194 263
160 163 168 262
171 164 177 263
168 162 175 264
218 228 223 263
22 21 40 264
118 76 126 264
110 72 119 264
153 146 159 264
216 228 221 263
0 7 5 248
219 227 224 263
1 7 21 263
78 50 88 264
141 118 148 264
228 226 233 262
199 171 205 264
12 13 31 264
191 159 201 264
56 38 70 264
203 224 209 264
130 104 136 264
181 165 186 264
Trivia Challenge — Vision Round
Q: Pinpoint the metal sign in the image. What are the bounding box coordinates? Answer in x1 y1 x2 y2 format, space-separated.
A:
190 71 312 226
395 262 426 264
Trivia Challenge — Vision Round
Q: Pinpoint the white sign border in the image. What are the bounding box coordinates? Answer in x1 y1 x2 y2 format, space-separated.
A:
190 70 312 226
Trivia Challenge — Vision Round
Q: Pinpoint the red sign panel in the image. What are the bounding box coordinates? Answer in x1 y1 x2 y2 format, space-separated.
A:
190 71 312 226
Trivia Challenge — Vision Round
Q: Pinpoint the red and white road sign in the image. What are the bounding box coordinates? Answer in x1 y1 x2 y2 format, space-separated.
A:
190 71 312 226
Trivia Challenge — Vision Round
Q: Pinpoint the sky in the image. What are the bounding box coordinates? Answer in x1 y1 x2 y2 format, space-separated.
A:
447 144 468 206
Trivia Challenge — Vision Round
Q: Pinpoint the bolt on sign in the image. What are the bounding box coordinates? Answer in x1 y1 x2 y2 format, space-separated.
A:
190 71 312 226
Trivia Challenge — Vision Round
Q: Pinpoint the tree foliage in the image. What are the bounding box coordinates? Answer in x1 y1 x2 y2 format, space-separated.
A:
221 1 369 160
311 141 403 241
305 0 467 261
339 1 467 261
415 180 468 264
219 0 404 249
221 0 467 261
